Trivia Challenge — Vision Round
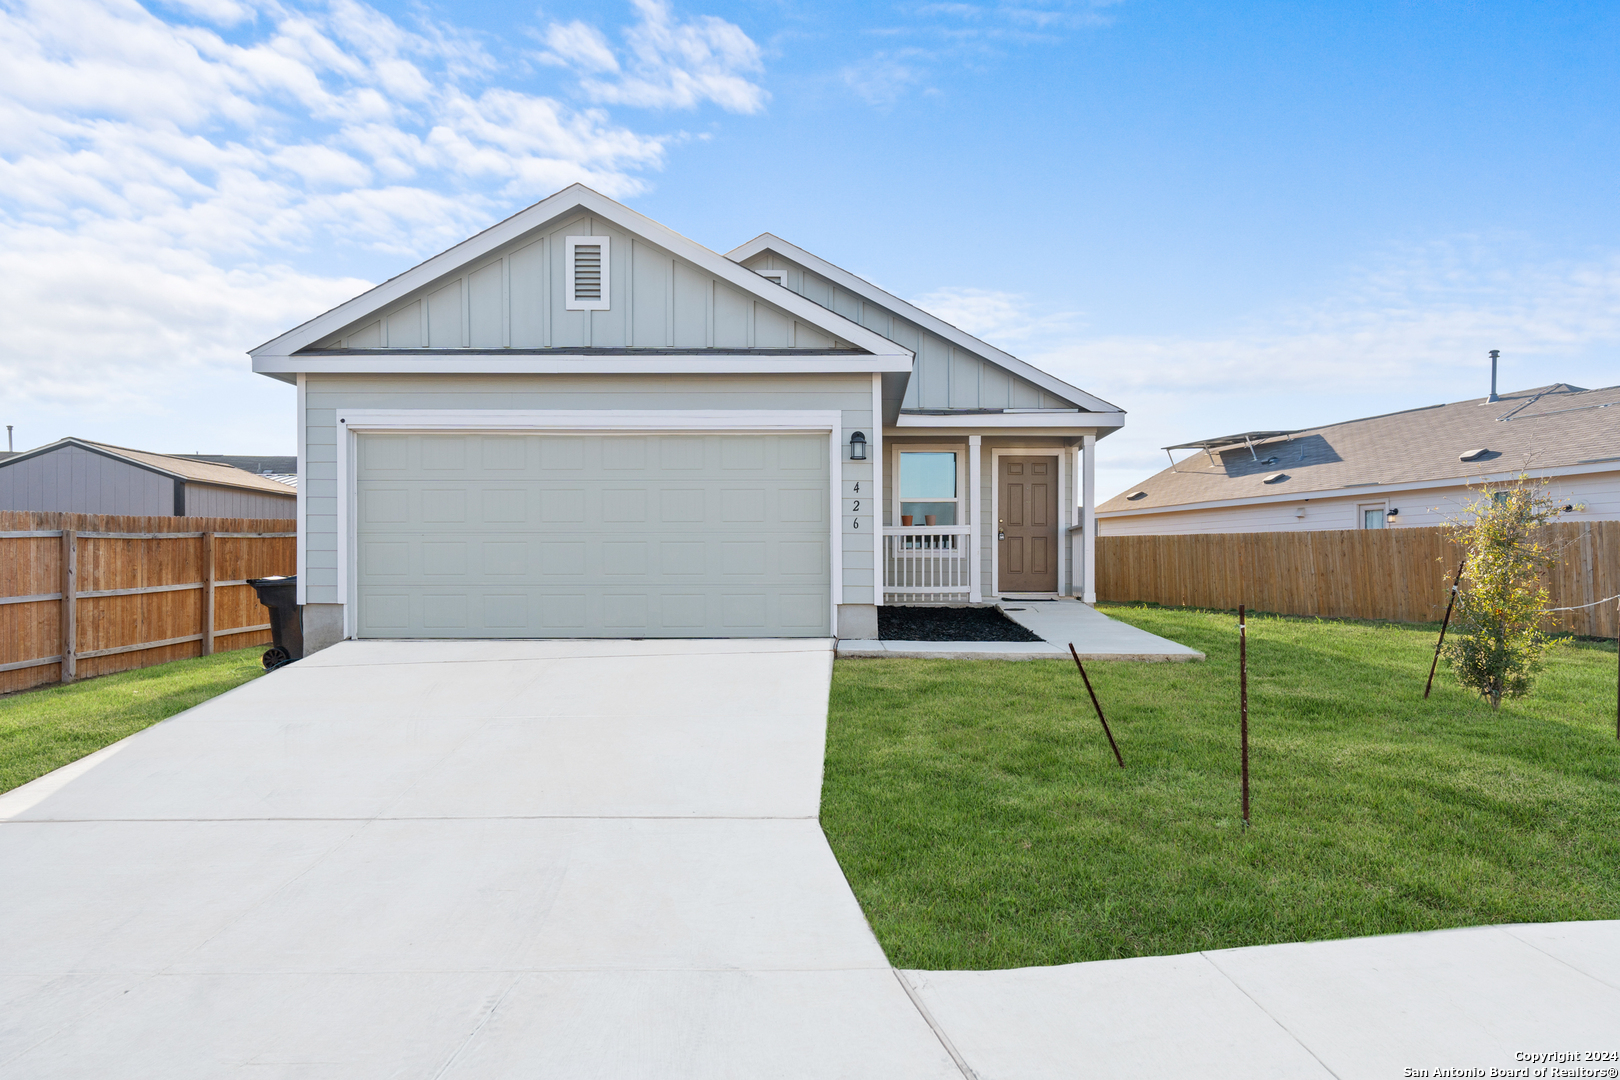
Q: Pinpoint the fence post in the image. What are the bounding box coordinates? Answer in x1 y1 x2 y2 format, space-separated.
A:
201 531 216 657
60 529 77 683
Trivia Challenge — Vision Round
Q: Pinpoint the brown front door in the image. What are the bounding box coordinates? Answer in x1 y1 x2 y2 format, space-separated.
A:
998 456 1059 592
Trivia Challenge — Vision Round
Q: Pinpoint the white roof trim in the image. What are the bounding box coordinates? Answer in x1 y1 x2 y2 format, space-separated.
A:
251 185 910 364
253 352 912 377
897 412 1124 430
726 233 1123 415
1096 460 1620 518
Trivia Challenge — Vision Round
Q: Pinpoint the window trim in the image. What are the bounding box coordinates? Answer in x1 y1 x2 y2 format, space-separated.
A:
564 235 610 311
892 444 965 528
1358 501 1389 530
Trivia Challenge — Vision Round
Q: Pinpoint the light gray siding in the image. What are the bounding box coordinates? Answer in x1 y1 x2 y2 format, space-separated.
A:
315 214 854 353
0 445 172 515
303 373 876 610
183 482 295 520
739 252 1074 411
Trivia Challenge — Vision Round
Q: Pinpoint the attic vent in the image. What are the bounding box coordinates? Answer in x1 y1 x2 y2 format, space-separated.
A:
1263 472 1288 483
1126 490 1148 501
565 236 610 311
1459 447 1490 461
758 270 786 286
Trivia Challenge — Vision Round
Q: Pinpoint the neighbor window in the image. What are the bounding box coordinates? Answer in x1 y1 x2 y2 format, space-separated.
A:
900 451 958 526
1361 504 1387 530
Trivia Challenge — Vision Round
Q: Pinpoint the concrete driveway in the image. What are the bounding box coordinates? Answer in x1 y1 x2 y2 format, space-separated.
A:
0 640 962 1079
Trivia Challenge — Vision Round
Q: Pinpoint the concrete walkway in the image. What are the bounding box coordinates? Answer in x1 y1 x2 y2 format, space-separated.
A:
907 920 1620 1079
0 640 961 1078
838 600 1204 661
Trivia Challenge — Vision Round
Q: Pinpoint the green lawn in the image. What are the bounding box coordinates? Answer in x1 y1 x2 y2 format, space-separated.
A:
822 605 1620 970
0 648 266 795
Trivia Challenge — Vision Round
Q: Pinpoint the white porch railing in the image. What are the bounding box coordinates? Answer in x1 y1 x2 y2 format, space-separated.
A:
883 526 972 603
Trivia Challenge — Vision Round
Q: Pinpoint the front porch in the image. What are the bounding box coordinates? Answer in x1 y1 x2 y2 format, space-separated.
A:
878 427 1101 605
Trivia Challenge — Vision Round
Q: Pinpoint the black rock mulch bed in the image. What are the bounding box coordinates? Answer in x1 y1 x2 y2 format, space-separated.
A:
877 605 1044 642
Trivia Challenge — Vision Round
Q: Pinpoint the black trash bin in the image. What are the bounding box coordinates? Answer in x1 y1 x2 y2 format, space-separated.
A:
247 575 303 670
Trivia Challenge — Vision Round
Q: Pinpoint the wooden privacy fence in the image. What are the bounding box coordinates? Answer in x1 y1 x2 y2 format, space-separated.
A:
1097 522 1620 638
1 512 296 694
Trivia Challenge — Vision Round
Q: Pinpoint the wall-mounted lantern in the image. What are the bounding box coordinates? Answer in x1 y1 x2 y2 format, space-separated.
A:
848 431 867 461
1386 507 1400 522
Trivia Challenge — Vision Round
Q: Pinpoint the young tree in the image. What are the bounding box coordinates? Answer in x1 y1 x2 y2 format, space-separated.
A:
1443 477 1571 710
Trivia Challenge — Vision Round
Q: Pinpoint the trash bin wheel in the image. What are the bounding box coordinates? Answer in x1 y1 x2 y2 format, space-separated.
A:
262 646 291 670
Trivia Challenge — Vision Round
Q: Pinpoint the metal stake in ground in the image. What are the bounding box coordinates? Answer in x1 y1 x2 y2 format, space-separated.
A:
1069 643 1124 768
1425 558 1467 699
1240 604 1250 829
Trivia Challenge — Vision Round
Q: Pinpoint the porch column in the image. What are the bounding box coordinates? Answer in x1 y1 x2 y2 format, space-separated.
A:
1082 432 1097 604
968 434 982 603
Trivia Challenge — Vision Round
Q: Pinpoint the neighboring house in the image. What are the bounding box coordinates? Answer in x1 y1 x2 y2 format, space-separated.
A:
176 454 299 488
0 438 297 518
1097 383 1620 535
249 184 1125 648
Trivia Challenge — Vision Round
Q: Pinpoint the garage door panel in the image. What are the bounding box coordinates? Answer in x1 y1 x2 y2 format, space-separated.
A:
356 433 830 638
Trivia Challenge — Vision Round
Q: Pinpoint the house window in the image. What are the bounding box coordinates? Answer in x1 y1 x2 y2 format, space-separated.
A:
900 451 958 525
565 236 610 311
1360 503 1387 530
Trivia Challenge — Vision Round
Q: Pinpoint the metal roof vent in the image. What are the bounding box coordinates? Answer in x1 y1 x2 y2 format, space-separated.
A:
1262 472 1288 483
1126 490 1148 501
1459 448 1490 461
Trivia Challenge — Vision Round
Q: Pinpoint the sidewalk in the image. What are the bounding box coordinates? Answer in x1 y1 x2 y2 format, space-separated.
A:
909 920 1620 1079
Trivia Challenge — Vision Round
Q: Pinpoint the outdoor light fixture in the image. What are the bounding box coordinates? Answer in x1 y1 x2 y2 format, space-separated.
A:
848 431 867 461
1386 508 1400 521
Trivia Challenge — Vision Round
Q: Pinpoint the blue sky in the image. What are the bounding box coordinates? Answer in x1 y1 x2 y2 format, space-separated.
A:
2 0 1616 498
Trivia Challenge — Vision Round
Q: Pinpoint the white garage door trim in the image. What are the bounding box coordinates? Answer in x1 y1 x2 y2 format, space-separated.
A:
334 409 844 639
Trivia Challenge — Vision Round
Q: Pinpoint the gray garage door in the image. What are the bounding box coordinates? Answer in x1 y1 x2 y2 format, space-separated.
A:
354 432 831 638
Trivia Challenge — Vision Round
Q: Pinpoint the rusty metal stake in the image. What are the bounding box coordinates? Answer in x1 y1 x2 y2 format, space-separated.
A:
1425 559 1467 699
1240 604 1250 829
1069 643 1124 768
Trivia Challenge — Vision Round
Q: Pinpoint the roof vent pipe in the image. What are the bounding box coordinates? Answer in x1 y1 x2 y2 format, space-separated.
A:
1487 349 1500 403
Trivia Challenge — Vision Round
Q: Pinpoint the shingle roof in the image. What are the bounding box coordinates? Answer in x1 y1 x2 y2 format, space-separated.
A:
0 438 298 496
1099 384 1620 514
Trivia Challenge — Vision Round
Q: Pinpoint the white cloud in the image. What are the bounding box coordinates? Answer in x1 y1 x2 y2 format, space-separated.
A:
0 0 760 449
1009 240 1620 498
541 0 768 114
911 286 1083 347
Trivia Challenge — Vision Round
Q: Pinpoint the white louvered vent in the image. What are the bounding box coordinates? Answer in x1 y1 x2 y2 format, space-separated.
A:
565 236 610 311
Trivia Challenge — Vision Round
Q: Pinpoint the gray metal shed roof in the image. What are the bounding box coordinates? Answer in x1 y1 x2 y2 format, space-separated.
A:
1099 383 1620 514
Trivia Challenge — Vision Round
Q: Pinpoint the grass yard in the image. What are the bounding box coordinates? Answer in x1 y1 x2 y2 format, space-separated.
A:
0 648 266 795
822 604 1620 970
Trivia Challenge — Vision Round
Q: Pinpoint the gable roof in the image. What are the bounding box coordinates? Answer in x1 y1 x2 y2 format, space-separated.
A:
250 185 908 365
1099 383 1620 514
726 233 1123 415
1 439 297 496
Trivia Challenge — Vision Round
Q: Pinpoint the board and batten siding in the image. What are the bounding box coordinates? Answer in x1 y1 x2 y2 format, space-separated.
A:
739 252 1072 412
0 445 174 515
315 214 851 353
302 373 877 609
1096 470 1620 536
183 482 296 520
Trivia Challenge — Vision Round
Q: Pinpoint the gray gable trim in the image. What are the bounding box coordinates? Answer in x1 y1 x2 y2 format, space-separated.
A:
726 233 1123 415
1 438 181 482
251 185 908 365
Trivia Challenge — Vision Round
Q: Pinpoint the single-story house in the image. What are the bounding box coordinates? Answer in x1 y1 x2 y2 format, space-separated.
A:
0 438 297 518
1097 383 1620 535
249 184 1125 648
177 454 299 488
